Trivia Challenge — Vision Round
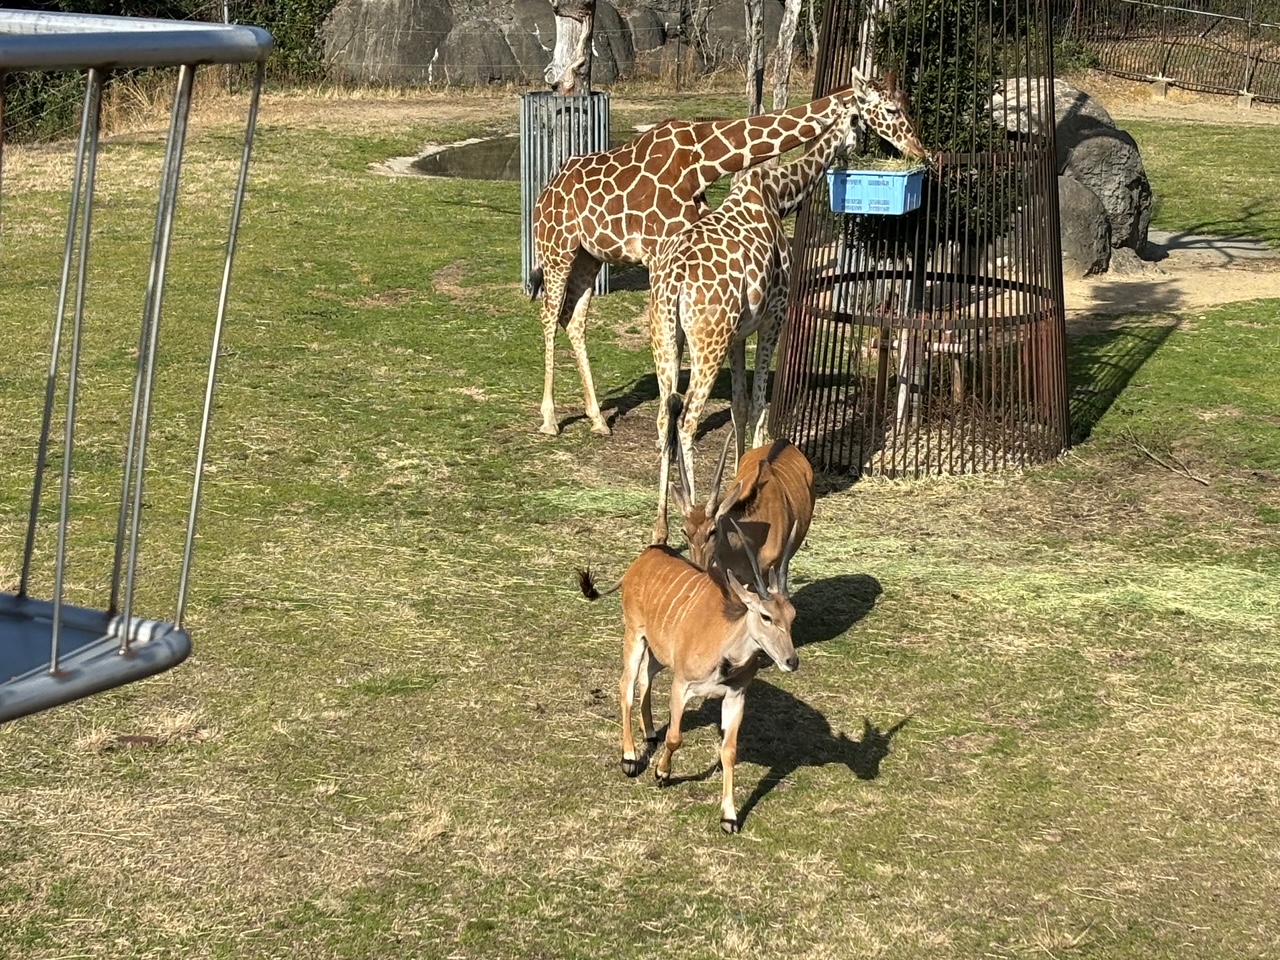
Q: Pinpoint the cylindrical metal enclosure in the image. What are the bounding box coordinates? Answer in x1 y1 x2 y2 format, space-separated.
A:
519 90 611 296
770 0 1069 477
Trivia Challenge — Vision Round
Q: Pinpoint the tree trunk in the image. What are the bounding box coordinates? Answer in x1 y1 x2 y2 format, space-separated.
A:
770 0 804 110
744 0 766 115
545 0 596 95
807 0 819 59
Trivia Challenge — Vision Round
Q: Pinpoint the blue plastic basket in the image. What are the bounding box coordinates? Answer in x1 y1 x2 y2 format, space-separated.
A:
827 166 925 215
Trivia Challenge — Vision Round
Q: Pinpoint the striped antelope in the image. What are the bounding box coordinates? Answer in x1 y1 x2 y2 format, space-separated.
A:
577 521 799 833
657 396 815 596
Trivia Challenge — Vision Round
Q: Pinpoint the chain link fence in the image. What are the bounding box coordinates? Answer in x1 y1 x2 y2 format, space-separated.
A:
1067 0 1280 102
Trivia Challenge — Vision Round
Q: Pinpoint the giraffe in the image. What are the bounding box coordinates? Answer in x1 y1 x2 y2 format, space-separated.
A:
647 80 928 544
530 70 923 437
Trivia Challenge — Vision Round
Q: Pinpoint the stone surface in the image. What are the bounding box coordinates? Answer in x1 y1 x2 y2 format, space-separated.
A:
991 77 1153 260
1057 175 1111 278
1061 127 1153 252
323 0 788 86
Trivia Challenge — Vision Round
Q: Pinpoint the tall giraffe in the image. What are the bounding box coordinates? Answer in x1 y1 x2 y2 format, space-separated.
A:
530 71 919 437
647 81 927 543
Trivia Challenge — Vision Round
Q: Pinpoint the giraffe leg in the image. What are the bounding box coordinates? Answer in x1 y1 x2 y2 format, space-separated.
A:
651 297 682 544
538 264 571 436
747 292 786 449
729 335 749 464
563 252 609 435
680 348 720 506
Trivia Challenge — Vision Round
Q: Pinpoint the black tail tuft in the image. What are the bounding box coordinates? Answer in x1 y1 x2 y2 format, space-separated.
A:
529 266 545 301
577 567 600 600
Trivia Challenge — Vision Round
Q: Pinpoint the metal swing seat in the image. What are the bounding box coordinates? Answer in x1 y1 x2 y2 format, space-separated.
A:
0 11 271 723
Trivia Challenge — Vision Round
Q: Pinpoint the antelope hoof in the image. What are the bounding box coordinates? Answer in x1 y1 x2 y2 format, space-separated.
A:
654 766 671 788
720 817 741 834
620 756 644 778
590 420 612 437
538 420 560 437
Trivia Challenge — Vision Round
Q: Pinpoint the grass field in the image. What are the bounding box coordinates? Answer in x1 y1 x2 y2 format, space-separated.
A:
1 84 1279 959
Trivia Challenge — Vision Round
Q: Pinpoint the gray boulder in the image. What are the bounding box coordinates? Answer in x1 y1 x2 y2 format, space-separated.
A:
1057 175 1111 278
1061 127 1153 252
991 77 1153 259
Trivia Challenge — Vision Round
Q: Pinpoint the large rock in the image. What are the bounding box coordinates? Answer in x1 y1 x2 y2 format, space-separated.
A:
1057 175 1111 278
991 77 1153 258
1061 127 1153 252
323 0 791 85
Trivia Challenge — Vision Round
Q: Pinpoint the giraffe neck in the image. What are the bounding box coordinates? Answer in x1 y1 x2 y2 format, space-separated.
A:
677 86 859 198
753 115 854 217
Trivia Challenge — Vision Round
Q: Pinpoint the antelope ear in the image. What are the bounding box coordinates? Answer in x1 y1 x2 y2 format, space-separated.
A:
712 480 745 523
671 477 691 517
723 568 753 605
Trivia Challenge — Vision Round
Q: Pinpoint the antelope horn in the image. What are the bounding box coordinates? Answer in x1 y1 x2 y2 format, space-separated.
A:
705 429 733 515
884 68 898 95
727 516 770 597
779 519 801 593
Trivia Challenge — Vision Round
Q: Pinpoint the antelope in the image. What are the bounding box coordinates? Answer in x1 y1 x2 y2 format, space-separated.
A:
578 520 799 834
656 395 815 596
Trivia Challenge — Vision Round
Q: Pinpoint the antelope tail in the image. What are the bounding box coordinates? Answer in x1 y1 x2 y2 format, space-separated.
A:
577 566 623 601
529 266 545 301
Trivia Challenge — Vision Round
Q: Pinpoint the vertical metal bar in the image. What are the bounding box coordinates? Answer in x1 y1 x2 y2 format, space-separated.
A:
21 70 94 600
49 68 104 673
120 63 195 649
109 62 189 615
176 61 263 629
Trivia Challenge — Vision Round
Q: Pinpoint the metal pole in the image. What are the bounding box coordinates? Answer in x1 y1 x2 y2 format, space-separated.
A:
119 63 195 650
176 61 264 629
49 68 104 672
21 70 94 600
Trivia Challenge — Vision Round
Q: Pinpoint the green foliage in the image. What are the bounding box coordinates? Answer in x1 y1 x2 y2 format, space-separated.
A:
233 0 339 80
845 0 1023 249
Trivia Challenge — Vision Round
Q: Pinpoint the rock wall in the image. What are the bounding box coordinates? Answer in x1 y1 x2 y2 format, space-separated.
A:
324 0 786 86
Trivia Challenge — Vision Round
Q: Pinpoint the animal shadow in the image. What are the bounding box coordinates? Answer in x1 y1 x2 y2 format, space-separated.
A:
679 682 910 827
788 573 883 648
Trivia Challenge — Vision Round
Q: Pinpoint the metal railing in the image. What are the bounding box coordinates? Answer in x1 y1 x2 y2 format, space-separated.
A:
1068 0 1280 101
519 91 612 296
0 11 272 723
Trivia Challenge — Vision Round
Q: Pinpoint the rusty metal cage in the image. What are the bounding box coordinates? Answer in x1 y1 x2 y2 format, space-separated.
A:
770 0 1069 477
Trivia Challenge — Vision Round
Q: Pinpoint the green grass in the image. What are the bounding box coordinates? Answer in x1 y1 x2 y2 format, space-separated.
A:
1 89 1279 959
1126 118 1280 245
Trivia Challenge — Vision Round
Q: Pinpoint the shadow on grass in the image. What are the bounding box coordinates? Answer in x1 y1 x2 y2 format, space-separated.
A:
1068 317 1180 443
672 683 911 826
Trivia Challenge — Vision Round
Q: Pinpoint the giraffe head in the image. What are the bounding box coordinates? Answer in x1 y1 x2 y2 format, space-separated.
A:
850 67 930 162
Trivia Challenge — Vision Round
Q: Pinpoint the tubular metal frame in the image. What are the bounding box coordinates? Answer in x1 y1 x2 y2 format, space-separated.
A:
519 90 611 297
0 12 272 723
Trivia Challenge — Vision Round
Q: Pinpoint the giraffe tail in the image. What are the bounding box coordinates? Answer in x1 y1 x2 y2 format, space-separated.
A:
529 266 544 301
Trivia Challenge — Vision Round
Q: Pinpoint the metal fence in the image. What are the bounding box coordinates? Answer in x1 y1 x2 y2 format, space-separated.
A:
770 0 1069 477
0 11 271 723
519 91 611 297
1068 0 1280 102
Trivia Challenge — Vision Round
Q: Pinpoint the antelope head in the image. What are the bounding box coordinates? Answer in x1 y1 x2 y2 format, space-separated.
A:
722 517 798 673
674 431 748 570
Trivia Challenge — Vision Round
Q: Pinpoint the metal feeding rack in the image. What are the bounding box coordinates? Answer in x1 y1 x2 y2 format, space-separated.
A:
769 0 1070 477
0 11 271 723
